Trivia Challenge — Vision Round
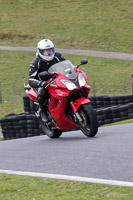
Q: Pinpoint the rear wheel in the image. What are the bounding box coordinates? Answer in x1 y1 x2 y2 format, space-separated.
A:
77 103 98 137
39 117 62 139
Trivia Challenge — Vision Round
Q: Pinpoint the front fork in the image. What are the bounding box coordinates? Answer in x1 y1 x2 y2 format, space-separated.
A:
73 110 82 122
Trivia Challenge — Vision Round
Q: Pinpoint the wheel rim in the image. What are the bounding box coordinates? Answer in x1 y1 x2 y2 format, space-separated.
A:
39 118 53 136
40 118 62 138
79 110 90 132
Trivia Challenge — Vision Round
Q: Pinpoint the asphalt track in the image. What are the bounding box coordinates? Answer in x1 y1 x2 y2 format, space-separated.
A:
0 45 133 60
0 123 133 186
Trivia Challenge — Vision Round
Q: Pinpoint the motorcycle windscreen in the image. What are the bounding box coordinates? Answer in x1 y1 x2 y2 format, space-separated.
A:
48 60 77 80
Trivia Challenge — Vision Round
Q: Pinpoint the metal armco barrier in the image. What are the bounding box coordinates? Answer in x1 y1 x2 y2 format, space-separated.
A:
0 95 133 140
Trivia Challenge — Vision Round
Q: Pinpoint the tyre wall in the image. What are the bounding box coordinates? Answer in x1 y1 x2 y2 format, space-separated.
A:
88 95 133 109
0 113 43 140
0 95 133 140
88 95 133 127
23 95 133 114
96 103 133 127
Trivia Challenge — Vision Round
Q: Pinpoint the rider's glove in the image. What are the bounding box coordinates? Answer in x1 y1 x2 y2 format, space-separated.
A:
40 81 48 89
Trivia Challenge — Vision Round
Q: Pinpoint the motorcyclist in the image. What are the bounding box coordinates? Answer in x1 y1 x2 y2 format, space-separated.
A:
28 39 66 121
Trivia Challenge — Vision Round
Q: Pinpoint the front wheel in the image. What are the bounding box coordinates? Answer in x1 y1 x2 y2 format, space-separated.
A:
77 103 98 137
39 117 62 139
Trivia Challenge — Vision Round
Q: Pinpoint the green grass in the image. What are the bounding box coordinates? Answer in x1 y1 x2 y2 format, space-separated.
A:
0 174 133 200
0 0 133 53
103 119 133 127
0 50 133 118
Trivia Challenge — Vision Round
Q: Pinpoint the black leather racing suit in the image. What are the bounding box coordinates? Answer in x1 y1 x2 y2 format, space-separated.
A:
29 52 66 105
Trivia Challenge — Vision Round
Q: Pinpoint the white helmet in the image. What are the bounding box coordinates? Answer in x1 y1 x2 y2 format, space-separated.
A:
37 39 55 61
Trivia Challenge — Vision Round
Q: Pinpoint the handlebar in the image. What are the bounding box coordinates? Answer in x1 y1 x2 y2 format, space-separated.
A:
24 73 57 90
45 75 57 88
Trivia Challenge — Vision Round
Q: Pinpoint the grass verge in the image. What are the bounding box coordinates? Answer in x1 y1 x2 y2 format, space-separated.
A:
102 119 133 127
0 174 133 200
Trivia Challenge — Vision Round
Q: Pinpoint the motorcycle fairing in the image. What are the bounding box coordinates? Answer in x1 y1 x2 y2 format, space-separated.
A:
48 93 79 130
26 88 38 101
75 68 88 82
71 98 90 112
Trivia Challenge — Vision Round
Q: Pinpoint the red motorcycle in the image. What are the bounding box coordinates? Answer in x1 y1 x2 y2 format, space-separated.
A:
24 59 98 138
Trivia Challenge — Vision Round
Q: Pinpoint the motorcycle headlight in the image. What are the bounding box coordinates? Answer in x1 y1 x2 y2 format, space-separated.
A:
78 73 86 87
60 79 77 90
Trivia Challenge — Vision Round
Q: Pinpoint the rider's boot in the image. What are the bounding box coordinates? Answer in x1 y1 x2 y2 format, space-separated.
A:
36 96 48 122
39 104 48 123
36 103 48 123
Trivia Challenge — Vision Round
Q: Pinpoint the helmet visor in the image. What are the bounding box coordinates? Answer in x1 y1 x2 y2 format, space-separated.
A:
39 48 54 57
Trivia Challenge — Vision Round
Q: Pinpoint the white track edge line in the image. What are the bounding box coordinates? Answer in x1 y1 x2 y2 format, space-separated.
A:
0 169 133 187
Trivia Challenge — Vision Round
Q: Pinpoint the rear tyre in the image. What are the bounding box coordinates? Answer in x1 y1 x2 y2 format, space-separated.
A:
39 117 62 138
77 103 98 137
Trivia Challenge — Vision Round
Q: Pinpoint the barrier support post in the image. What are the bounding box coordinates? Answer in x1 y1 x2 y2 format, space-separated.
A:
131 73 133 95
0 82 2 103
92 81 96 96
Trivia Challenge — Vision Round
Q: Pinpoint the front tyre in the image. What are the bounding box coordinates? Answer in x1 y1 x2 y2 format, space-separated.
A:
39 117 62 139
77 103 98 137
